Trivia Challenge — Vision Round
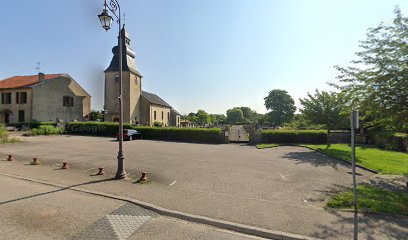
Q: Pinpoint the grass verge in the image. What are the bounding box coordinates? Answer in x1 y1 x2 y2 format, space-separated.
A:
302 144 408 175
256 143 280 149
0 125 22 144
327 185 408 216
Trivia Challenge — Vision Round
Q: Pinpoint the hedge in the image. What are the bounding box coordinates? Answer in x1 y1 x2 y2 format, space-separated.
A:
65 122 223 144
27 125 65 136
366 131 408 152
7 122 57 129
260 130 327 144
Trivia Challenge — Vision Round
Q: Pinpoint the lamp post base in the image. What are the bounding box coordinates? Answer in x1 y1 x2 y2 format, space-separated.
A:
114 172 127 179
115 153 126 179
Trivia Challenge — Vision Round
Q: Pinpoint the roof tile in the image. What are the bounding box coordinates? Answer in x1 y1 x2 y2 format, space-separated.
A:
0 74 64 89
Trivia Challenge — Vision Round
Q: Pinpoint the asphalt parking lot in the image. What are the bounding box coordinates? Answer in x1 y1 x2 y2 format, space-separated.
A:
2 135 407 239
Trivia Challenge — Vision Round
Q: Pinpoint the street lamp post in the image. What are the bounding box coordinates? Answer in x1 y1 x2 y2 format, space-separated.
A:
98 0 126 179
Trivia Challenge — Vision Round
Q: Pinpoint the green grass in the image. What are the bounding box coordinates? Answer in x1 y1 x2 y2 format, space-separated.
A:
327 185 408 216
256 143 280 149
302 144 408 175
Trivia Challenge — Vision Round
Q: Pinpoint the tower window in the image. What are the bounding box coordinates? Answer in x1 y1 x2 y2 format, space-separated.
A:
154 111 156 120
162 111 164 120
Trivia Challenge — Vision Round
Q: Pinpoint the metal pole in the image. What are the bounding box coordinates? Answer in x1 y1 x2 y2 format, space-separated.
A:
351 110 358 240
115 4 126 180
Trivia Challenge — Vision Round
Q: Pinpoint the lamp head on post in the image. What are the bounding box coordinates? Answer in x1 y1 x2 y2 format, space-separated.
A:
98 8 113 31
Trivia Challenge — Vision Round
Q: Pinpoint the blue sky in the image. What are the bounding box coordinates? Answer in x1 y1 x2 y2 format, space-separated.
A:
0 0 406 115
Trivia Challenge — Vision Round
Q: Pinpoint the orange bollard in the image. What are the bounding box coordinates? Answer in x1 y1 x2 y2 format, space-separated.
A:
7 155 14 161
31 158 40 165
140 172 148 181
96 167 105 175
61 162 69 169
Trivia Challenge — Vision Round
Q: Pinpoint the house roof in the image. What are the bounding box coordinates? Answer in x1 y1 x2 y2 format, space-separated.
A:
0 74 64 89
141 91 172 108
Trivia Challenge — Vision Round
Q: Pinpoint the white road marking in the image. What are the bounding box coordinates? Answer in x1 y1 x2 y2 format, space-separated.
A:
280 175 290 181
302 199 322 210
169 180 176 186
84 168 95 172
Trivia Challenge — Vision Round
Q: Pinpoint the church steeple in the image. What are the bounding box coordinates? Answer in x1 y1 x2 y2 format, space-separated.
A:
105 25 141 76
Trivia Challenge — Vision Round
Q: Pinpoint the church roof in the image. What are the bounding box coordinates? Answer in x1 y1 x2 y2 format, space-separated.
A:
171 108 181 115
141 91 172 108
0 74 64 89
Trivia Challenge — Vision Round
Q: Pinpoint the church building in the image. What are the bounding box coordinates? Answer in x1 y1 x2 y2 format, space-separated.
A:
104 26 180 127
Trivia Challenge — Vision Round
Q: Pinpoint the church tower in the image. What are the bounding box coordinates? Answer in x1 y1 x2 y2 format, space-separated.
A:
104 25 142 123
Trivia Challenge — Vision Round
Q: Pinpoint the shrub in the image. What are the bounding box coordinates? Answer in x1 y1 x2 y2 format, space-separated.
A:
0 124 8 143
65 122 223 144
260 130 327 144
153 121 163 127
0 124 22 143
6 122 57 129
28 125 64 136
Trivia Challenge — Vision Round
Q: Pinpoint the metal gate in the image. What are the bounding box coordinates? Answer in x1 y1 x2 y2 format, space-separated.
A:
228 125 249 142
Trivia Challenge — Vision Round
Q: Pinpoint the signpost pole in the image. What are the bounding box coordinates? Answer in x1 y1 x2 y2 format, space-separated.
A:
351 110 359 240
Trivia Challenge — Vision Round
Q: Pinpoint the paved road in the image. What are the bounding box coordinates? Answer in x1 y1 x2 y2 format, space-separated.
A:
1 135 407 239
0 174 265 240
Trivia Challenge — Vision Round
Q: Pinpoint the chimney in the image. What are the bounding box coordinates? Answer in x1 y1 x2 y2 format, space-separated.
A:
38 72 45 82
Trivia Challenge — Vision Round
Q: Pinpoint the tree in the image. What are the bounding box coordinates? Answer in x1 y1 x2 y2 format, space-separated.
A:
284 113 325 130
88 110 103 122
300 90 349 147
332 8 408 132
240 107 253 120
226 108 244 124
209 114 227 125
196 110 210 126
264 89 296 127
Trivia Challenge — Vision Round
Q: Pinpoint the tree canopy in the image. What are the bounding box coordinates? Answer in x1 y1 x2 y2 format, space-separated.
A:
300 90 349 146
332 8 408 132
226 108 244 123
264 89 296 127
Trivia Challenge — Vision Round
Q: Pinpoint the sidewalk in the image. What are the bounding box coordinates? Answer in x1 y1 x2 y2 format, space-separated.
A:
1 156 407 239
0 173 271 240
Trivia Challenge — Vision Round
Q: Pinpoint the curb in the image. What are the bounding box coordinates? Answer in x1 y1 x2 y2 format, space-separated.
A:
299 146 379 174
0 172 319 240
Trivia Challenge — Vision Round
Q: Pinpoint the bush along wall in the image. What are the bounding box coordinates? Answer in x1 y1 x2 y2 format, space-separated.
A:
27 125 64 136
7 122 57 129
260 130 327 144
65 122 223 144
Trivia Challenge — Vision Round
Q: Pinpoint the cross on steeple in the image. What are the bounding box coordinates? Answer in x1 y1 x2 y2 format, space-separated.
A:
123 13 127 25
35 62 41 74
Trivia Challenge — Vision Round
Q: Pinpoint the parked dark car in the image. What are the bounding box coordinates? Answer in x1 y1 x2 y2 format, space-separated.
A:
116 129 142 141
